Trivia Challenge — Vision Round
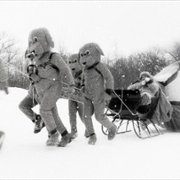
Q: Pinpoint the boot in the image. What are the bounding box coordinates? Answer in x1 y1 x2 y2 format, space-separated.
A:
46 131 59 146
108 125 117 140
33 114 45 134
70 127 78 139
57 133 72 147
88 133 97 145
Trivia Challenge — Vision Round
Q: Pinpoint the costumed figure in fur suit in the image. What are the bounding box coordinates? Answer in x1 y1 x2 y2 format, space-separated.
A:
68 54 85 139
79 43 117 145
19 28 74 146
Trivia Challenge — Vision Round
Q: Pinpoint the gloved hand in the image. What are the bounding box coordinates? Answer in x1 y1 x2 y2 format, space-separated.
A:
27 64 38 76
105 89 114 96
29 74 40 83
104 93 112 106
105 89 113 105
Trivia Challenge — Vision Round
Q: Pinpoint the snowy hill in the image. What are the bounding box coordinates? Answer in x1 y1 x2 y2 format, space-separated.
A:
0 88 180 179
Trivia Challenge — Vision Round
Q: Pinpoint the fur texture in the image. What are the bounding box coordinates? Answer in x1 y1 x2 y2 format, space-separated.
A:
78 43 117 144
67 54 85 137
19 28 74 145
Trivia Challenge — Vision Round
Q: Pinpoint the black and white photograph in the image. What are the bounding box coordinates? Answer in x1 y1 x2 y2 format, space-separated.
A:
1 1 180 179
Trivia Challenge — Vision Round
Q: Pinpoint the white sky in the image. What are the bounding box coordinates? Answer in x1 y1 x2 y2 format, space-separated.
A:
1 1 180 58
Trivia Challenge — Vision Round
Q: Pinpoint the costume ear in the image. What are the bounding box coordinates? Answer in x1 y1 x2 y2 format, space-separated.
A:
43 28 54 48
94 44 104 56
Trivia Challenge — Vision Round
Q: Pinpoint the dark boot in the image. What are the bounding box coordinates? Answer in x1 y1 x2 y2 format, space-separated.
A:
33 114 45 133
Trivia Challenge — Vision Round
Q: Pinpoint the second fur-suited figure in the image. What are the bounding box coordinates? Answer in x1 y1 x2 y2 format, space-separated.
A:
79 43 117 145
68 54 85 138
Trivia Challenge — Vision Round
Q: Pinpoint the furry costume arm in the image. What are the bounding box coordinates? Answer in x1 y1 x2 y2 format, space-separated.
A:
96 63 114 94
50 53 75 86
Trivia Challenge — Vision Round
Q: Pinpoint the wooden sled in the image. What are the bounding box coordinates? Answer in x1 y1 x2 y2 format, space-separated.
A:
102 89 162 139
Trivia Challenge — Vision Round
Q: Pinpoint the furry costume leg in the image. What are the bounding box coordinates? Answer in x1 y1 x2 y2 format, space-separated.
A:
69 100 78 136
94 101 117 140
52 106 68 134
39 89 59 146
77 102 84 123
52 106 71 147
52 106 72 147
39 109 57 133
83 98 97 144
78 102 89 137
40 86 71 146
69 100 85 138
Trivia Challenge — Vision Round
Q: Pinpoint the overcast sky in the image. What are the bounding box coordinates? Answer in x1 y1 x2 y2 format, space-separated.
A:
1 1 180 58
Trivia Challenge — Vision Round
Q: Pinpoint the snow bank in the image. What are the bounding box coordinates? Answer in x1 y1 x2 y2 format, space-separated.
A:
0 88 180 179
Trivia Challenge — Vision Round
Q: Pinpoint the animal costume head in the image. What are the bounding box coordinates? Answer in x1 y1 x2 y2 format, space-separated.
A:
28 28 54 59
79 43 104 68
68 54 82 77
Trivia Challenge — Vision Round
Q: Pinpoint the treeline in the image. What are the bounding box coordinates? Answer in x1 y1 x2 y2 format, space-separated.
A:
107 50 171 89
0 33 30 89
0 32 180 90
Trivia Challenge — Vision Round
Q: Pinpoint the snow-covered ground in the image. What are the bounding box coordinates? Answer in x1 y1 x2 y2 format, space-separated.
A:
0 88 180 179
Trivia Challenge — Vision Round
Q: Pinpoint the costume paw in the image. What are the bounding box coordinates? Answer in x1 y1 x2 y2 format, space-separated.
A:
88 134 97 145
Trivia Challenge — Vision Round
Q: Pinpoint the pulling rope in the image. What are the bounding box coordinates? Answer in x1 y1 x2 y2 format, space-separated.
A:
2 62 84 104
112 90 138 116
3 61 139 117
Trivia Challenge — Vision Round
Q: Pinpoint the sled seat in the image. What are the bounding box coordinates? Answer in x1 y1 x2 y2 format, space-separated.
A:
107 89 141 116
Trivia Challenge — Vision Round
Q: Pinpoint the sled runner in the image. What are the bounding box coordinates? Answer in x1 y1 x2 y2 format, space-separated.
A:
0 131 5 149
102 89 162 139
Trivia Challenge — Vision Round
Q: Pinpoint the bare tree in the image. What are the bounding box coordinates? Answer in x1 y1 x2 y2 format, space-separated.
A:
0 32 29 90
167 42 180 61
107 48 168 89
